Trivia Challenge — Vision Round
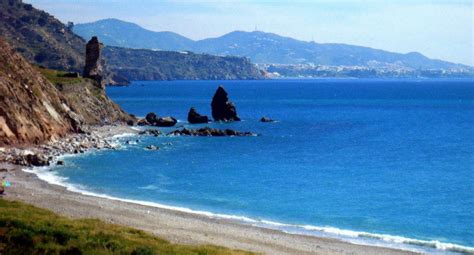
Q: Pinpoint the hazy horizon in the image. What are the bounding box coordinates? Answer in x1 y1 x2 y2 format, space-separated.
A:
26 0 474 66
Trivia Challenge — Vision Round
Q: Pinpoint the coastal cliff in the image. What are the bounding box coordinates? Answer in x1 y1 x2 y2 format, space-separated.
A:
0 39 131 146
103 46 264 81
0 39 78 145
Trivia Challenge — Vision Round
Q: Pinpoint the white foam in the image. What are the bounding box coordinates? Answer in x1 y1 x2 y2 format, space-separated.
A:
23 165 474 255
138 184 158 190
24 166 258 223
111 133 137 139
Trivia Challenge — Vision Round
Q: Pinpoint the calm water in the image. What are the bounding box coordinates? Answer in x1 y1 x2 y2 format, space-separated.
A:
44 79 474 253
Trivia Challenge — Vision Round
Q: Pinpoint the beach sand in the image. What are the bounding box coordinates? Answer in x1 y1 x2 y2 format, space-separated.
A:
0 126 418 255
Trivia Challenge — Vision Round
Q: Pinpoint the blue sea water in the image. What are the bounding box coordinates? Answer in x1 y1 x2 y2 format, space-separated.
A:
41 79 474 254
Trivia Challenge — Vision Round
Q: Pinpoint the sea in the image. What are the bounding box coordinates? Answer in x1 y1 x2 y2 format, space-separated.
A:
29 79 474 254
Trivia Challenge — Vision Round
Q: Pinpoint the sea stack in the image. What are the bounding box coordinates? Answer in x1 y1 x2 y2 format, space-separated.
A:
211 86 240 121
188 107 209 124
83 36 104 89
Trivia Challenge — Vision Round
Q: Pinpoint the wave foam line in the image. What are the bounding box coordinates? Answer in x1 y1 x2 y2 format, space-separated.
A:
23 167 258 223
24 167 474 255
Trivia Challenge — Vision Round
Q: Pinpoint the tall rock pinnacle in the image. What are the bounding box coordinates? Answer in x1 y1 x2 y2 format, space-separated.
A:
211 86 240 122
83 36 104 89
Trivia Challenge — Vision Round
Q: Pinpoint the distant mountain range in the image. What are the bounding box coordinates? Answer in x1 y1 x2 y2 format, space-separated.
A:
73 19 193 51
0 1 261 84
74 19 470 70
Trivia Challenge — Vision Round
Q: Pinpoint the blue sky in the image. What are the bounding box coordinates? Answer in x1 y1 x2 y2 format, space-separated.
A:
27 0 474 65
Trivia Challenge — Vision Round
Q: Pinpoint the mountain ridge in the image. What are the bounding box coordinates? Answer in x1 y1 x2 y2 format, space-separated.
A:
74 19 470 70
73 18 194 51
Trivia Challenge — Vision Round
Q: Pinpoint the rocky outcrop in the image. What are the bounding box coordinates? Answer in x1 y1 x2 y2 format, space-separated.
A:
138 129 162 137
137 118 149 126
211 86 240 122
25 154 50 166
145 113 158 124
83 36 104 89
56 78 132 125
188 107 208 124
0 38 133 145
0 39 79 145
145 145 159 151
260 117 275 122
156 117 177 127
168 127 255 137
143 112 177 127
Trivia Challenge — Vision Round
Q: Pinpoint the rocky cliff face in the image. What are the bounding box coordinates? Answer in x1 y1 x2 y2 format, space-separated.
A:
0 39 79 145
0 39 133 146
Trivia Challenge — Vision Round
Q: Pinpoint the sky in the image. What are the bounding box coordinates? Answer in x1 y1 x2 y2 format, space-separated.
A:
27 0 474 66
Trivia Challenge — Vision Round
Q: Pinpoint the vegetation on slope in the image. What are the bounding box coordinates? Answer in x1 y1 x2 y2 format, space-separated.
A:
0 0 85 72
37 67 84 86
0 199 255 255
36 66 133 125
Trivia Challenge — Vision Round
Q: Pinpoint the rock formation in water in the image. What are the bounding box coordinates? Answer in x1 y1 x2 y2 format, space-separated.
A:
83 36 104 89
168 127 255 137
145 112 158 124
187 107 209 124
260 117 275 122
143 112 177 127
211 86 240 122
155 117 177 127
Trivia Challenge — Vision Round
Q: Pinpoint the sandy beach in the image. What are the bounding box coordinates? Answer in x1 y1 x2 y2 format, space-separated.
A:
0 125 418 255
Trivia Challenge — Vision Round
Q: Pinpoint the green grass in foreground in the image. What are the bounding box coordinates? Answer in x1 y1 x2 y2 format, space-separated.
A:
0 199 256 255
37 67 84 86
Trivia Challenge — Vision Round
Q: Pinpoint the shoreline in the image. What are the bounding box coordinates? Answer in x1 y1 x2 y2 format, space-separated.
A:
2 164 417 255
0 125 466 255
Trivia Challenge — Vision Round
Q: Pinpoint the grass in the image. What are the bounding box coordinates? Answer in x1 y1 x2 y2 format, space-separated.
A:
37 67 84 86
0 199 256 255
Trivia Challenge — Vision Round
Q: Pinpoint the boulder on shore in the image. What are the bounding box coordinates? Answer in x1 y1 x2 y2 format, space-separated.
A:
168 127 255 137
211 86 240 122
25 154 50 167
188 107 209 124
